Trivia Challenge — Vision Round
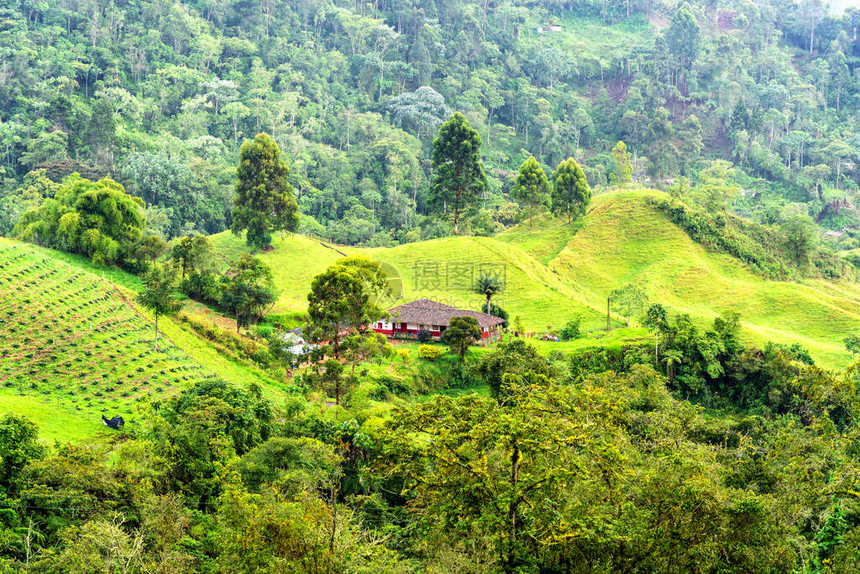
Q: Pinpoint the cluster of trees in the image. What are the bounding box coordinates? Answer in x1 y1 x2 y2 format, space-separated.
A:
430 112 590 237
4 0 860 246
3 318 860 571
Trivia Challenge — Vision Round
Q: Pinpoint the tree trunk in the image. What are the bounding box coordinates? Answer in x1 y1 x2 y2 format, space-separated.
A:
486 293 492 314
453 208 460 236
329 480 337 553
655 332 659 363
606 297 610 332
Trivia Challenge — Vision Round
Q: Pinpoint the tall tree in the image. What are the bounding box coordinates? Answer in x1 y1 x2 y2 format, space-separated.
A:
322 359 346 405
551 157 591 224
473 273 504 315
220 253 277 333
231 133 299 249
306 259 388 358
610 141 633 185
137 264 181 351
511 156 550 234
172 234 215 280
782 216 818 282
665 2 701 86
431 113 487 236
609 282 648 328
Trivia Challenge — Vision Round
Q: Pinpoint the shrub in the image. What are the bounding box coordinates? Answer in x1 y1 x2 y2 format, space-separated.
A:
559 316 582 341
416 329 433 343
418 345 442 361
369 384 388 401
256 322 274 339
481 303 508 327
181 271 221 303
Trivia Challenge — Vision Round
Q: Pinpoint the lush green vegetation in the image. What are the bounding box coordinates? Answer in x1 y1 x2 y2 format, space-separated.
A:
5 0 860 570
210 190 860 368
3 0 860 247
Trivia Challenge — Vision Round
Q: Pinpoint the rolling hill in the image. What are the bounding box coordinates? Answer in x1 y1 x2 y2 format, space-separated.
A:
213 190 860 369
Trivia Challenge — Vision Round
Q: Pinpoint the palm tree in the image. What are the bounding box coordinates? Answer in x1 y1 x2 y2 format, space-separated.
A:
663 350 683 383
474 273 504 314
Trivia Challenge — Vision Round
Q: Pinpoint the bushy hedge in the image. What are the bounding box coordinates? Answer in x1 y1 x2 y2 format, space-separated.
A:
176 313 276 371
418 344 442 360
650 197 854 281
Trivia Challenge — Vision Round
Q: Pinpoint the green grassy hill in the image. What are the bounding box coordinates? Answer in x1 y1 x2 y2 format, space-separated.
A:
0 239 283 442
214 190 860 368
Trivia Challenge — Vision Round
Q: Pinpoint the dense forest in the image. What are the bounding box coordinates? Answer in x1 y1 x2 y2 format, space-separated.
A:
2 0 860 245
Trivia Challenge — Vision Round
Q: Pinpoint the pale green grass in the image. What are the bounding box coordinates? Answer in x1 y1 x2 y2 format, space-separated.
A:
215 190 860 370
211 232 353 314
496 213 582 264
0 393 106 444
521 14 656 66
547 191 860 368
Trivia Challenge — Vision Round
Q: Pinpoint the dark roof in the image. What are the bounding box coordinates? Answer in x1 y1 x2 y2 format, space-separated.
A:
387 298 505 329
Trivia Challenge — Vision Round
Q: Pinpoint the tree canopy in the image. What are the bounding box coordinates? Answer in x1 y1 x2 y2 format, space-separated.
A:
231 133 299 249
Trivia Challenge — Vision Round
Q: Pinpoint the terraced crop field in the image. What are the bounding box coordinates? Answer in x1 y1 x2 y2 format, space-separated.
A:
0 242 218 428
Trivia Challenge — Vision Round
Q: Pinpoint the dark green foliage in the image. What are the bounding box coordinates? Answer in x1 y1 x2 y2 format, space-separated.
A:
219 253 277 333
0 0 858 250
0 414 45 495
322 359 345 404
483 303 509 327
431 113 487 236
782 215 819 282
180 271 220 304
306 257 388 359
551 157 591 224
845 334 860 355
441 316 482 359
172 234 215 280
511 156 550 234
652 198 853 281
123 152 220 238
559 316 582 341
16 175 145 265
473 338 553 398
231 133 299 249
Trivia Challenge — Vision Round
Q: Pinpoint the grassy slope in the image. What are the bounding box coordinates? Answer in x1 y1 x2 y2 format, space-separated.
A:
546 191 860 367
0 239 284 443
213 231 598 331
215 190 860 369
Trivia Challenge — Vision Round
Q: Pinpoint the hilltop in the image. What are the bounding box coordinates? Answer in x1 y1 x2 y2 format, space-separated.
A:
213 190 860 368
